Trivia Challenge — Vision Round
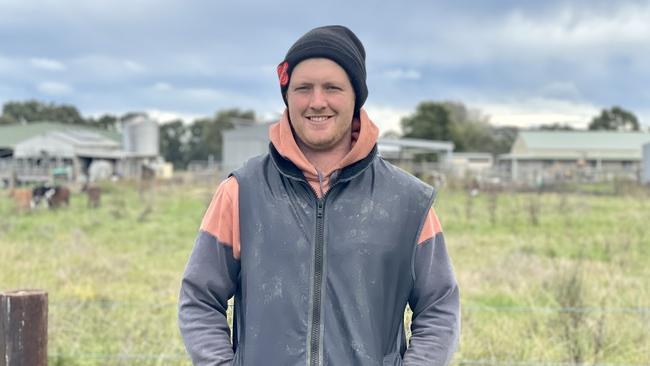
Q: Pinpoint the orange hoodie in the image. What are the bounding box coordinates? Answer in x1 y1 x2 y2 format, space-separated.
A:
200 109 441 259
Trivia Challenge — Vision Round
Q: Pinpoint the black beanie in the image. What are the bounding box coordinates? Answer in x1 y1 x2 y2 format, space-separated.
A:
277 25 368 112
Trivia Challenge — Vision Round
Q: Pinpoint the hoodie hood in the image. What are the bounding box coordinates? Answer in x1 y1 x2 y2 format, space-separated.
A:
269 108 379 196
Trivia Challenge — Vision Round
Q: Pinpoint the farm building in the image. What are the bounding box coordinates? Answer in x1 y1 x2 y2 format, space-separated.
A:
222 120 274 174
376 138 454 163
448 152 494 177
498 130 650 183
0 116 160 186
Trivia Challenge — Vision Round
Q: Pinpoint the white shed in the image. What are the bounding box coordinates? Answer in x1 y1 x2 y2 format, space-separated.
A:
222 122 273 174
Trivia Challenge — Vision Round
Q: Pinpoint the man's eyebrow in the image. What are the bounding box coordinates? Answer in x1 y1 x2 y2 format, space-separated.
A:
292 81 314 88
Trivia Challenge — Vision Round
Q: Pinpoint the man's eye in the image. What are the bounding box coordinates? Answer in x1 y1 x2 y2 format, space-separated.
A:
326 86 342 91
294 86 309 91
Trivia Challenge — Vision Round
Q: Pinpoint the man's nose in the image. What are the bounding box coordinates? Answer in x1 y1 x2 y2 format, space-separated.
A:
309 88 326 110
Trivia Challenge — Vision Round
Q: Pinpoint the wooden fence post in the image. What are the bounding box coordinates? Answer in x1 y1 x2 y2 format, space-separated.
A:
0 290 48 366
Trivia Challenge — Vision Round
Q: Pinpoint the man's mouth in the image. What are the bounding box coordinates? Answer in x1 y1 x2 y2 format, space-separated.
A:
306 115 333 122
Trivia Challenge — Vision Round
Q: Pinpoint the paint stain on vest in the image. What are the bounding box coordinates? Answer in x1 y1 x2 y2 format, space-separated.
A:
260 276 283 304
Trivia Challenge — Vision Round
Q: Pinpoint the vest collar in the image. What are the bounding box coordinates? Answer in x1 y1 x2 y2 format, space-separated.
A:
269 143 377 185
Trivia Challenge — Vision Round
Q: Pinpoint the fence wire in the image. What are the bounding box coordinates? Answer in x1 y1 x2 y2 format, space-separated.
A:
46 353 650 366
457 360 650 366
49 301 650 315
46 301 650 365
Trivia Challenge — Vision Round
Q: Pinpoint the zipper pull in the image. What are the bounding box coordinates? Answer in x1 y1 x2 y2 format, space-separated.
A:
317 201 324 218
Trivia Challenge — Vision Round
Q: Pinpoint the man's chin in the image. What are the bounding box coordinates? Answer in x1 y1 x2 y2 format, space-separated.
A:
302 139 338 152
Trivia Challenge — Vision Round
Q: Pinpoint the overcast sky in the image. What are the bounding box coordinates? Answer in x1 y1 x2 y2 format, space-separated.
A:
1 0 649 133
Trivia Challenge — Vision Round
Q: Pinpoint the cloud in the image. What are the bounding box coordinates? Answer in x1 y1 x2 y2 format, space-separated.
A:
0 55 19 74
2 1 649 130
151 82 173 92
181 88 226 102
473 97 600 128
69 55 147 82
500 4 650 51
37 81 73 95
382 68 421 80
149 83 229 104
367 2 650 69
123 60 145 73
364 104 411 134
634 109 650 129
538 82 583 100
145 109 202 124
30 58 66 71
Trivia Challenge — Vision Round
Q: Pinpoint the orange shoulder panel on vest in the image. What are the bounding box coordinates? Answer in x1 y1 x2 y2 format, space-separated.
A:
417 207 443 245
200 177 241 259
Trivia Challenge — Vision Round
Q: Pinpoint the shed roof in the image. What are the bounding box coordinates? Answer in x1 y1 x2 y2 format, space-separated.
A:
0 122 121 149
518 131 650 151
14 131 122 159
378 138 454 151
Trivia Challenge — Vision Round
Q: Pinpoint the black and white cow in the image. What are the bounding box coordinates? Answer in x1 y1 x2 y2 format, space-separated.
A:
31 185 70 209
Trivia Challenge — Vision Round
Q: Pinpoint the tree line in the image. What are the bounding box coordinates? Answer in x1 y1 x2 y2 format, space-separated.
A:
0 99 642 167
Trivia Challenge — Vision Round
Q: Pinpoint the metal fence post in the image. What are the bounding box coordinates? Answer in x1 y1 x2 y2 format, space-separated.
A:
0 290 48 366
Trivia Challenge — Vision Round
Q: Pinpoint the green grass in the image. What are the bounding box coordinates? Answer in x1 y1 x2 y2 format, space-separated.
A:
434 189 650 365
1 183 649 365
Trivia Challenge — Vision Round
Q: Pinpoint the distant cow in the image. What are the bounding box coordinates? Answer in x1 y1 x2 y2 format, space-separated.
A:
83 185 101 208
32 185 70 209
12 188 33 213
31 185 51 208
49 186 70 209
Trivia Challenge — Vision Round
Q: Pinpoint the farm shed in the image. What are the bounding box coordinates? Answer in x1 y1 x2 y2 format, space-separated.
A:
12 130 123 182
498 131 650 183
222 120 274 174
0 118 161 185
448 152 494 177
377 138 454 163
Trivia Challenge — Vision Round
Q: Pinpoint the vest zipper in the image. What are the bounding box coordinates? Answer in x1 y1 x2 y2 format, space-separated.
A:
306 176 343 365
310 198 325 366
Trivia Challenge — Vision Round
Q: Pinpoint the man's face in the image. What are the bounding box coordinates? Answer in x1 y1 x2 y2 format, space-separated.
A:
287 58 355 153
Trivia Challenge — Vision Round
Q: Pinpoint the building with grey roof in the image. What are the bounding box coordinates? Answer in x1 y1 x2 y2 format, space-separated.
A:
499 131 650 182
0 121 120 155
0 118 159 185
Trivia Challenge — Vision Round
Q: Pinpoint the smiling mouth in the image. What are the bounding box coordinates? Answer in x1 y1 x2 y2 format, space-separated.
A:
306 115 333 122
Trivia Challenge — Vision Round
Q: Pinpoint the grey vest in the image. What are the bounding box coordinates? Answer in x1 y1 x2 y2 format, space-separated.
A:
230 144 435 366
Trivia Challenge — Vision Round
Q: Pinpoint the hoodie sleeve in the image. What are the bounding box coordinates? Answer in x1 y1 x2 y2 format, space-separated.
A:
178 177 241 366
403 208 460 366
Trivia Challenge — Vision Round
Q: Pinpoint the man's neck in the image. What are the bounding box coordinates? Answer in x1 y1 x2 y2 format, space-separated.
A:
298 139 352 175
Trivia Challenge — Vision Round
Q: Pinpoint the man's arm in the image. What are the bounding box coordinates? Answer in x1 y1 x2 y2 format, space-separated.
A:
178 178 241 365
403 208 460 366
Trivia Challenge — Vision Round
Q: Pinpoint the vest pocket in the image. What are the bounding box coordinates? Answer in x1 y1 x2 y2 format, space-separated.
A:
382 352 403 366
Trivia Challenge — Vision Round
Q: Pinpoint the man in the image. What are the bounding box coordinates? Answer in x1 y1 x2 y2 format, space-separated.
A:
179 25 460 366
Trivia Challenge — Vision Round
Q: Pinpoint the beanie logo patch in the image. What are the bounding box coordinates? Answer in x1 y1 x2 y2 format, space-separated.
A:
277 61 289 86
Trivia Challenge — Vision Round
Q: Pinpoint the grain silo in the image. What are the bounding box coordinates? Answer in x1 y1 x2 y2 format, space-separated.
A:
122 115 159 157
119 115 160 178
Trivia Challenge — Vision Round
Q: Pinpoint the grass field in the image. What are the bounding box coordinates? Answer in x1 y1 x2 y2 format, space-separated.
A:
1 180 649 365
